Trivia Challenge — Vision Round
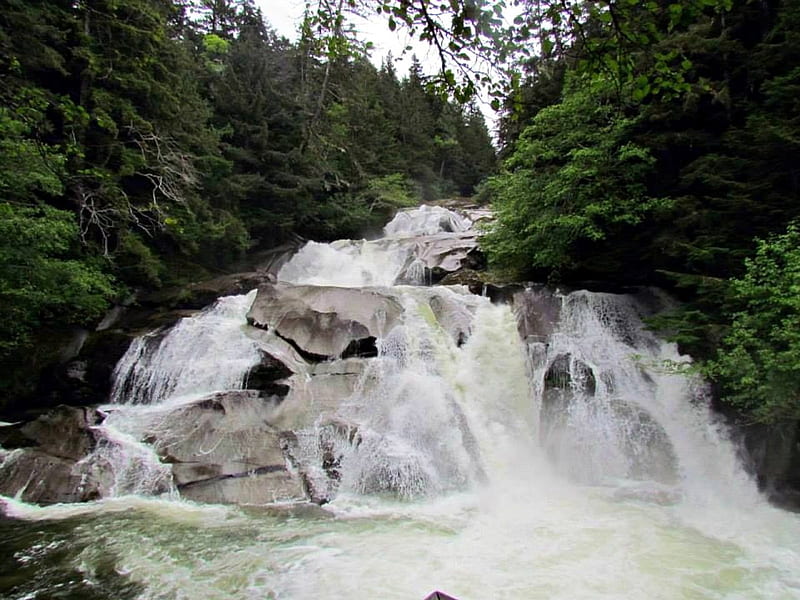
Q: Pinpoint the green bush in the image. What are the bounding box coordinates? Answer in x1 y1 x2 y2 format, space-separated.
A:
708 223 800 423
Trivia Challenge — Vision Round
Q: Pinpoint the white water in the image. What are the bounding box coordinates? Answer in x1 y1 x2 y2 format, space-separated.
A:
3 205 800 599
110 290 262 405
277 204 477 287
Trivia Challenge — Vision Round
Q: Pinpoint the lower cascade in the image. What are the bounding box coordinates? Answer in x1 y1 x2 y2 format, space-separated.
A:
1 205 799 599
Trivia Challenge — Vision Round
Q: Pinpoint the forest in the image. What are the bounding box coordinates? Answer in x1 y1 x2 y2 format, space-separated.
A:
2 0 799 429
0 0 495 399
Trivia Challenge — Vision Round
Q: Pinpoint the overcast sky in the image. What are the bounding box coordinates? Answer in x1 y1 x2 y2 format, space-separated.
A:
255 0 500 131
258 0 304 39
257 0 440 71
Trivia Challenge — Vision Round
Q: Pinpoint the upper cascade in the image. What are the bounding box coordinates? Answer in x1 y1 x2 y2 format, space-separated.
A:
277 204 479 288
383 204 472 237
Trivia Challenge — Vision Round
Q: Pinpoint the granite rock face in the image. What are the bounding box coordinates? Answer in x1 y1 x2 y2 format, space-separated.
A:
247 283 404 359
0 406 111 504
140 390 306 504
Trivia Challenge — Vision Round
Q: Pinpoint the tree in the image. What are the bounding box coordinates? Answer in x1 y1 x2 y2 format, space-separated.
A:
482 75 667 281
708 224 800 423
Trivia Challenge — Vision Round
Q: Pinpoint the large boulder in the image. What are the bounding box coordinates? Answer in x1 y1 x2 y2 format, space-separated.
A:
0 406 110 504
34 330 136 412
410 232 480 273
140 391 305 504
512 286 562 341
137 271 273 312
247 283 404 359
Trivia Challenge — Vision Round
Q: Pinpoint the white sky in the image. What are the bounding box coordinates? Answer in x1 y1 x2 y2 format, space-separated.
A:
256 0 501 131
259 0 304 39
258 1 452 75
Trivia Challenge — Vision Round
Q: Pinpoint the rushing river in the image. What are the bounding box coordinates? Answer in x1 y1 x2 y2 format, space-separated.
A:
2 205 800 600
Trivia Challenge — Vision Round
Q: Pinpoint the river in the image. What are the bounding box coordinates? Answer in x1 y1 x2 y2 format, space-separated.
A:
1 205 799 599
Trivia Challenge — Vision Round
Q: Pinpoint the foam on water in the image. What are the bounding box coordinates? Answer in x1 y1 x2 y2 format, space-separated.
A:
110 290 261 405
3 204 800 600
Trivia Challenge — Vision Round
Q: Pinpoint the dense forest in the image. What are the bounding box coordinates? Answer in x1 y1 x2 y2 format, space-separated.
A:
0 0 496 397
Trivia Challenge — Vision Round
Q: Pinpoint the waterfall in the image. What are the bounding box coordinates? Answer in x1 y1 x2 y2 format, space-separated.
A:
88 204 763 507
520 288 760 506
110 290 262 406
3 203 799 600
78 290 265 498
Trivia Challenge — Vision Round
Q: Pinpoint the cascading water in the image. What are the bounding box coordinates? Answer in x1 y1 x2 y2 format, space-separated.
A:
78 290 268 498
110 290 262 405
2 204 800 600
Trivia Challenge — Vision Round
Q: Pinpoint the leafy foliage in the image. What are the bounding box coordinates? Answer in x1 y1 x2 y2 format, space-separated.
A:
707 225 800 424
0 0 496 397
483 76 667 280
480 0 800 424
0 203 116 359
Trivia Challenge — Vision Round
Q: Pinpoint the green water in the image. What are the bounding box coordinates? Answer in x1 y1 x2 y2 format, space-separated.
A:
2 481 799 600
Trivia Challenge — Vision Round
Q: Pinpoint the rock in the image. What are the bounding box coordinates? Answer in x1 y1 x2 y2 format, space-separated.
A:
0 450 102 504
274 359 370 432
426 291 478 346
0 406 109 504
482 283 524 304
0 406 102 460
244 351 293 397
281 417 365 505
544 354 596 395
410 232 479 274
247 283 403 359
140 391 305 504
34 331 135 411
178 467 303 505
138 271 273 311
383 204 471 236
738 420 800 510
438 268 486 294
512 286 561 341
423 591 459 600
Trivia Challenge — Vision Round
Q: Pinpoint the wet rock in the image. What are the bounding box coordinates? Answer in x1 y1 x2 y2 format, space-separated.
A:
482 283 525 304
178 467 304 505
738 421 800 510
341 336 378 359
384 204 471 236
34 331 135 411
438 269 486 294
274 359 370 432
390 231 480 285
513 286 561 341
0 406 103 460
544 354 596 395
413 232 479 273
141 391 305 504
0 406 109 504
244 351 293 397
138 271 273 311
0 451 102 504
279 431 329 505
280 416 363 505
247 283 403 359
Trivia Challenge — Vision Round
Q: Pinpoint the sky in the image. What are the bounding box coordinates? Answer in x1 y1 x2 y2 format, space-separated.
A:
255 0 501 131
258 0 304 39
257 0 433 68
